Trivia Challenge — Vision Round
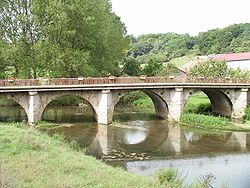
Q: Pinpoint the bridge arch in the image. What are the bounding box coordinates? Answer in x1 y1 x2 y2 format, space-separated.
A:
112 90 169 120
38 91 99 123
184 89 233 117
202 89 233 117
0 93 28 122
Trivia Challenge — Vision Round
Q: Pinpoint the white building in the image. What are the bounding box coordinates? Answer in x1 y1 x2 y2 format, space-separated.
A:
209 52 250 71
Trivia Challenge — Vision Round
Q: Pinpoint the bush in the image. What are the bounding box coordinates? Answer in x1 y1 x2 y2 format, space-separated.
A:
189 60 228 77
181 113 229 127
184 92 212 114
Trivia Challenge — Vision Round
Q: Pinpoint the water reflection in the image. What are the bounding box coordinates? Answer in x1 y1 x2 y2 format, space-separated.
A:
43 106 95 123
40 119 250 159
124 154 250 188
3 105 249 157
0 106 26 122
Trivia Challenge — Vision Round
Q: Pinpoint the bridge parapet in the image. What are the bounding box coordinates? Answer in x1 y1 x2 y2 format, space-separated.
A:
0 76 249 87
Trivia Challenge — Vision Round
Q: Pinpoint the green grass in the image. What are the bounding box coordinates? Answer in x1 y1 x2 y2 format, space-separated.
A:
132 95 154 110
37 121 60 128
246 106 250 121
117 91 154 111
184 92 212 114
181 113 246 131
0 123 160 188
169 55 193 68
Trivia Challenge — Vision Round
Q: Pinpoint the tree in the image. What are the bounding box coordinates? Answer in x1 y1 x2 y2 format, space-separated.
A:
0 40 6 78
0 0 129 78
0 0 42 78
122 57 141 76
143 58 163 76
230 30 250 53
33 0 129 77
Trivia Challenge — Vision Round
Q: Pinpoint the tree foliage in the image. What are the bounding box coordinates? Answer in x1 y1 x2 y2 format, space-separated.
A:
143 58 163 76
0 0 129 78
122 57 141 76
189 60 229 77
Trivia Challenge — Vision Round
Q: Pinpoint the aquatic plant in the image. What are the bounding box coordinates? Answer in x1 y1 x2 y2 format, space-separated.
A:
195 173 216 188
156 167 186 187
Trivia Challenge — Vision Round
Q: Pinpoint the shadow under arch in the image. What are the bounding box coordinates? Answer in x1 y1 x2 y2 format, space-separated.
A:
0 95 28 122
201 89 233 117
113 89 168 121
41 93 97 123
185 89 233 117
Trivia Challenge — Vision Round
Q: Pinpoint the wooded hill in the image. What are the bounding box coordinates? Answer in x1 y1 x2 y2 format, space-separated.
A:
127 23 250 64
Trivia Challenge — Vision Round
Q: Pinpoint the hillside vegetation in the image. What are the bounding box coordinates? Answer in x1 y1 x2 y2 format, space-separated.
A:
123 23 250 76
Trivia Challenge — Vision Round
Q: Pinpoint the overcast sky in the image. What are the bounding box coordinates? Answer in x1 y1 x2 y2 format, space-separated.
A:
111 0 250 36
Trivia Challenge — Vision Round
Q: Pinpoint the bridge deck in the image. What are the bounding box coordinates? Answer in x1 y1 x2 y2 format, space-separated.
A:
0 77 249 92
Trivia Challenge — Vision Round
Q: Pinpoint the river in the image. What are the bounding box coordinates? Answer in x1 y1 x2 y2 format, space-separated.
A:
1 106 250 187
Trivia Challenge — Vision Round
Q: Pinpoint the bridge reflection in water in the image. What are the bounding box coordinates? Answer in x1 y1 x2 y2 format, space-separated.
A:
41 119 250 158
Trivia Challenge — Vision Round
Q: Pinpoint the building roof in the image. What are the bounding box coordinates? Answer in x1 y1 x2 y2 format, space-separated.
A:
209 52 250 62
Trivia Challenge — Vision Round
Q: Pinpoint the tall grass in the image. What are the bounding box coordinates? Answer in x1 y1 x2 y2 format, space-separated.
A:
181 113 245 131
169 55 194 68
0 123 158 188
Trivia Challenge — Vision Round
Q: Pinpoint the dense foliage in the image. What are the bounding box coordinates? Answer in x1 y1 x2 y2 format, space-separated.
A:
0 0 129 78
124 23 250 76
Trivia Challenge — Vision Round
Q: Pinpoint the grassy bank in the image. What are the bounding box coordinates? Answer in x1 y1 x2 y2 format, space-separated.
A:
184 92 212 114
0 123 159 188
180 113 248 131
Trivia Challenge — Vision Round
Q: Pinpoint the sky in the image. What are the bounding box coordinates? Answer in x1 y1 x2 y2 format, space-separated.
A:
111 0 250 36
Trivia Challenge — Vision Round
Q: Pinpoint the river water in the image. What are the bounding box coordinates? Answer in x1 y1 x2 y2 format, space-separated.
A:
1 106 250 187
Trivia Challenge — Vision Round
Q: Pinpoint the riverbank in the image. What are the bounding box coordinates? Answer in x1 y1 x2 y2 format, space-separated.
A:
0 123 159 188
129 92 250 131
180 113 250 131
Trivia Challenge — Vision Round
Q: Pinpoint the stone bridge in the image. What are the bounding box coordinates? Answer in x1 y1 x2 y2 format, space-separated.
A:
0 76 249 125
